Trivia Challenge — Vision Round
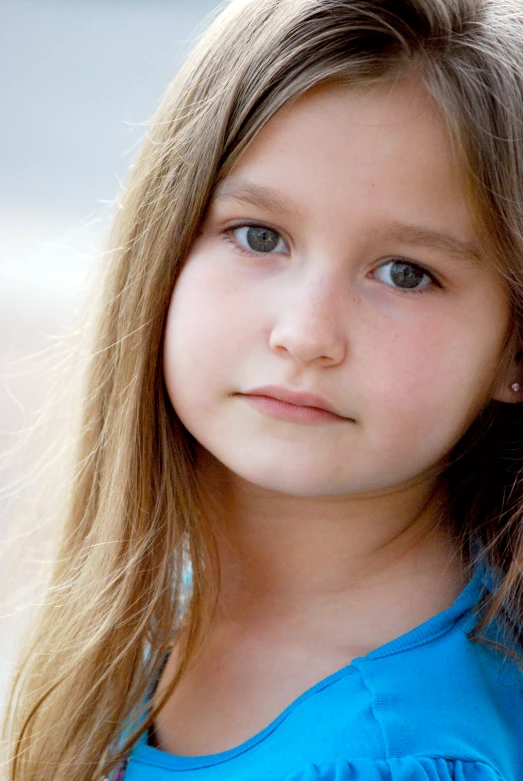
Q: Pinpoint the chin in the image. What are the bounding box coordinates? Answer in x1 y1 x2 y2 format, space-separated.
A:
224 458 365 497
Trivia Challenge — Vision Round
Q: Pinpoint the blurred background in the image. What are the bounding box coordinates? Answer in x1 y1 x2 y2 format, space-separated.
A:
0 0 222 704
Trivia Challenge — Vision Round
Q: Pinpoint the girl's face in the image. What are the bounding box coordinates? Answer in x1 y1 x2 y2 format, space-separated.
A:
163 77 512 497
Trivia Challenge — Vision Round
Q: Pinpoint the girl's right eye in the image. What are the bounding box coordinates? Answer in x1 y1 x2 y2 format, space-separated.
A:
224 224 289 256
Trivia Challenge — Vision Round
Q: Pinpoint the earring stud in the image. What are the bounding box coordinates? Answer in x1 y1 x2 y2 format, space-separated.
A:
511 383 520 393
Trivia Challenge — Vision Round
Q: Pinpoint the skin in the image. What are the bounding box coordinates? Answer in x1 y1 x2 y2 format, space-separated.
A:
157 75 521 756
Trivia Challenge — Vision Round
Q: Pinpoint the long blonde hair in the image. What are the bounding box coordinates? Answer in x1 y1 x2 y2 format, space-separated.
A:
5 0 523 778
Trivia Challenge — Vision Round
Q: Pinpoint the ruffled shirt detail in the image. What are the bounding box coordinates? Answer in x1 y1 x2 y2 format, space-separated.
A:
283 757 506 780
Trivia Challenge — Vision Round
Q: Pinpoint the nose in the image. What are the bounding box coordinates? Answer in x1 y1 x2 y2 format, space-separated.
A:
269 274 347 367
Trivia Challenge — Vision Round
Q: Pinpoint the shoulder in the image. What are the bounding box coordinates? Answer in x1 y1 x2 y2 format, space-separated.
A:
348 607 523 779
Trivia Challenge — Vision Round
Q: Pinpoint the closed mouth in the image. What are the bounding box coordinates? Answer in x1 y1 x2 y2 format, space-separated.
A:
240 386 353 421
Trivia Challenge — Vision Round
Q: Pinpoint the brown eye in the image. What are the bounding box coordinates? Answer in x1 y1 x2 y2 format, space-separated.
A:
233 225 287 254
375 259 433 291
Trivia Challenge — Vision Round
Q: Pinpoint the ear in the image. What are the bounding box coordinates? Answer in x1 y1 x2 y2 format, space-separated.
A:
491 348 523 403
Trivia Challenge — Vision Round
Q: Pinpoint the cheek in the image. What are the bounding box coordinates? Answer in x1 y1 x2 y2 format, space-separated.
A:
361 306 507 456
162 255 258 414
164 277 217 413
368 294 504 386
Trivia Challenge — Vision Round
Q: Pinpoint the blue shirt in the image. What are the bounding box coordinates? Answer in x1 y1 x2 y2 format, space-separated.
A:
124 559 523 780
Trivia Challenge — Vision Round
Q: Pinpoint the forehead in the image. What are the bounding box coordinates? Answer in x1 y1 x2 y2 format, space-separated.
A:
230 76 459 193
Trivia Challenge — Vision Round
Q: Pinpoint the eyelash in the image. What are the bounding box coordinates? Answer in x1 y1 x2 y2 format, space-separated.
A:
221 223 441 295
221 224 288 257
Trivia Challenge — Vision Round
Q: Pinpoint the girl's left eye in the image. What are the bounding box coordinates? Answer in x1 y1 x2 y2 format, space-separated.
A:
374 259 435 292
225 224 288 255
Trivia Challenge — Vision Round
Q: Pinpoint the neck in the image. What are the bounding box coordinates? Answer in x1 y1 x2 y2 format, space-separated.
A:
197 453 464 640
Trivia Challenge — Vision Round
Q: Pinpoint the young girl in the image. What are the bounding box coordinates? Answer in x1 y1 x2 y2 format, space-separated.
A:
5 0 523 778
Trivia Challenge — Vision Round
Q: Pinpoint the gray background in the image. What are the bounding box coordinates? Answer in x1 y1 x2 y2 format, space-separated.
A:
1 0 223 704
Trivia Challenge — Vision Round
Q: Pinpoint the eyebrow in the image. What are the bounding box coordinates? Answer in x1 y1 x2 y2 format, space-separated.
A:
212 178 303 220
365 223 483 266
211 178 482 265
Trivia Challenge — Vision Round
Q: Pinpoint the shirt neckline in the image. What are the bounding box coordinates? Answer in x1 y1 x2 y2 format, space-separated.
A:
132 555 489 771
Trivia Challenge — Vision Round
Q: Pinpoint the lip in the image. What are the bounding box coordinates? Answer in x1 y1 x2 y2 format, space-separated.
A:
241 385 348 419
